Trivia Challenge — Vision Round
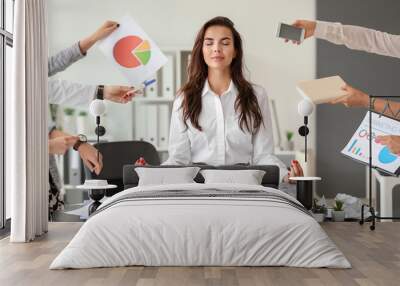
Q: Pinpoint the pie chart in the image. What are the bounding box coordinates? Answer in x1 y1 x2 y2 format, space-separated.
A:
113 35 151 68
378 146 398 164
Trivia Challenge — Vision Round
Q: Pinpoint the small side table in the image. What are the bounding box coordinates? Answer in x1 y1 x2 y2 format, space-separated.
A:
290 177 322 210
371 169 400 220
77 183 117 215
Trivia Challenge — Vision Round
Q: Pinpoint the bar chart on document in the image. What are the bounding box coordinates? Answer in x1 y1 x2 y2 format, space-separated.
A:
341 112 400 174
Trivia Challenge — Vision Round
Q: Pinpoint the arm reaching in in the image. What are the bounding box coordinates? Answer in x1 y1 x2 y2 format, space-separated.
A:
79 20 119 54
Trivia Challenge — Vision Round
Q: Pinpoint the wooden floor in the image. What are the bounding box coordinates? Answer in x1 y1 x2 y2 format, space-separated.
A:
0 222 399 286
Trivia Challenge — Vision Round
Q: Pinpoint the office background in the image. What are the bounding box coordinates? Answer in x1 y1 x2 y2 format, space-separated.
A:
44 0 400 203
316 0 400 206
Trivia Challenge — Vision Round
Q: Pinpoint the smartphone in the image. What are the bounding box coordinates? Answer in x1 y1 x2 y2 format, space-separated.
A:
276 22 305 42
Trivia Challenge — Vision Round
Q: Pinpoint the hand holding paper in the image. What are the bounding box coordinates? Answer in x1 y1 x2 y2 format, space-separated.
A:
79 20 120 53
341 112 400 175
376 135 400 155
98 15 167 86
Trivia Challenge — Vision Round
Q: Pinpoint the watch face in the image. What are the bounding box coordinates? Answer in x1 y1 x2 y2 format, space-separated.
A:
78 134 87 142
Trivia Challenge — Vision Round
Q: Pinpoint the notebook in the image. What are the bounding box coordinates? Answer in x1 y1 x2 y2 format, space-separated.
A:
296 75 347 104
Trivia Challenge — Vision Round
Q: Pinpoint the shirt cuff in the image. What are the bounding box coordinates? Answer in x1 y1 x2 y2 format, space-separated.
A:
314 20 330 39
75 41 87 57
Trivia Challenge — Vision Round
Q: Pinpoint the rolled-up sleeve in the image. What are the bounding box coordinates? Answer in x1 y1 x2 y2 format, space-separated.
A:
48 42 86 77
252 87 288 182
163 96 192 165
315 21 400 59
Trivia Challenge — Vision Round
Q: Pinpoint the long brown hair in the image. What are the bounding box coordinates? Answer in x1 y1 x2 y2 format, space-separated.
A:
180 16 263 134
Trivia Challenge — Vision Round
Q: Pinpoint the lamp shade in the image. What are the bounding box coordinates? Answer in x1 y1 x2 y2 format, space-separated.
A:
90 99 106 116
298 99 314 116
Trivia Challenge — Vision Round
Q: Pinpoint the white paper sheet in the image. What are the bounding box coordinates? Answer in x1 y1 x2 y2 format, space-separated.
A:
341 111 400 174
98 15 167 85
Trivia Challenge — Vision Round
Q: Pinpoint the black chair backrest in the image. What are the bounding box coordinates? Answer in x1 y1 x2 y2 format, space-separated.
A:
123 164 280 190
84 141 160 196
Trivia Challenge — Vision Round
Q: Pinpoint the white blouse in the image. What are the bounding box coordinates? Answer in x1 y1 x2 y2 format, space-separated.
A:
164 80 287 181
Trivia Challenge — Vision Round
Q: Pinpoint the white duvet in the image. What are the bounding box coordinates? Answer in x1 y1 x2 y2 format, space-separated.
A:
50 183 351 269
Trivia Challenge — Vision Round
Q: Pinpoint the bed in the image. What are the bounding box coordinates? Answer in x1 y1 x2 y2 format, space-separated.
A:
50 165 350 269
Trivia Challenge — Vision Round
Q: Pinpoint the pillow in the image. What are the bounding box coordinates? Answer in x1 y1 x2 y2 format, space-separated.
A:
200 169 266 185
135 167 201 186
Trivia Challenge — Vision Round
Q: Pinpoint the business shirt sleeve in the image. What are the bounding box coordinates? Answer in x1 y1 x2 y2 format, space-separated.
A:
48 79 96 107
163 96 192 165
315 21 400 59
252 87 288 182
48 42 86 77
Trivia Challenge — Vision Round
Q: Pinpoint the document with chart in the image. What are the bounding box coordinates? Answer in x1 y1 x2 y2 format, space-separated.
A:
98 15 167 85
341 111 400 175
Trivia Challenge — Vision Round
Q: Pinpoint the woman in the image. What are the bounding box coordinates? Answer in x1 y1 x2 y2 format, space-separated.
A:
165 16 303 183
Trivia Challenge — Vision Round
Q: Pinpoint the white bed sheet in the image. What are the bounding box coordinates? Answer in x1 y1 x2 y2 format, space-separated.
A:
50 183 350 269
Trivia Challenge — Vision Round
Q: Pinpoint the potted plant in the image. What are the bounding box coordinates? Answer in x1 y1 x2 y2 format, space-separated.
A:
284 130 294 151
311 199 326 222
332 200 345 222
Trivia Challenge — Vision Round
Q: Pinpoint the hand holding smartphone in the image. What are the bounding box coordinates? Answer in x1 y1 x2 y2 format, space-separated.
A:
276 22 305 43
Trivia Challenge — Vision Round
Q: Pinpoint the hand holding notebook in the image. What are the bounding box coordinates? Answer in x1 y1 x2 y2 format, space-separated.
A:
296 75 347 104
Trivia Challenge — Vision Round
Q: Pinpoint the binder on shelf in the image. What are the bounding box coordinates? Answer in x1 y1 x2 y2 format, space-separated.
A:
145 105 158 147
161 53 175 98
158 105 170 149
180 51 191 86
134 103 147 141
145 73 159 98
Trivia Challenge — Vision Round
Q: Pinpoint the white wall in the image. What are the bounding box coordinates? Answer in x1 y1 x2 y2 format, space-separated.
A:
47 0 316 155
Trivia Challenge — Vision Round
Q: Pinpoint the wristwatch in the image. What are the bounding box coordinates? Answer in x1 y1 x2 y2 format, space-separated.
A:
96 85 104 100
73 134 88 151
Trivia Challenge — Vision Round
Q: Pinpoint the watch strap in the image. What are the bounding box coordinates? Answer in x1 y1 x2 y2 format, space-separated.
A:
96 85 104 100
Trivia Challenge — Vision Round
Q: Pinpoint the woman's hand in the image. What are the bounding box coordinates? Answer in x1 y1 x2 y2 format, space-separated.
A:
329 84 369 108
104 85 141 104
376 135 400 155
77 143 103 175
285 20 316 44
284 160 304 184
49 136 79 155
79 20 119 53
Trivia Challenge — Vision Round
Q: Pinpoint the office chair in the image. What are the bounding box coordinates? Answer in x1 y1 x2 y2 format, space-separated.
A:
84 140 160 197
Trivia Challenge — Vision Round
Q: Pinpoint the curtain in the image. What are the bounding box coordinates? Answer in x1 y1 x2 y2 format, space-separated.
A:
7 0 48 242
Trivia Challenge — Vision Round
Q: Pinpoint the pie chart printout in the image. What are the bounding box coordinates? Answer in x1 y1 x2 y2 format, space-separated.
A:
113 35 151 68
